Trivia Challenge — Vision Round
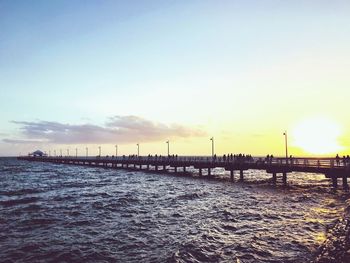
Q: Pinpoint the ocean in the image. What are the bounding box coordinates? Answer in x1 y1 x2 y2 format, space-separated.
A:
0 157 348 262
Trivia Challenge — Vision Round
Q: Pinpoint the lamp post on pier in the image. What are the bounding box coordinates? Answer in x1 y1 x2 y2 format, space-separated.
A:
137 143 140 157
75 148 78 158
210 137 215 159
54 150 56 157
86 147 88 158
60 149 62 157
67 149 69 157
283 131 288 164
115 145 118 157
166 141 170 156
98 146 101 157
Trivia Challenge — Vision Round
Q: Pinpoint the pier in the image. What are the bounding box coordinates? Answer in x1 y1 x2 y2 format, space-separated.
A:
18 155 350 189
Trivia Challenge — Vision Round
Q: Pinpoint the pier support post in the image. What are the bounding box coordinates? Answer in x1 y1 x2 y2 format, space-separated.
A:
163 165 166 171
239 170 244 181
282 172 287 186
174 167 177 173
208 168 211 177
155 166 158 171
332 177 338 188
230 170 234 182
147 164 150 170
272 173 277 185
199 168 202 177
342 176 348 190
183 167 186 173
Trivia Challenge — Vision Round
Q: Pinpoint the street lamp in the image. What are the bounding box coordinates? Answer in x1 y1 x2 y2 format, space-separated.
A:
75 148 78 158
283 131 288 164
115 145 118 157
137 143 139 157
166 141 170 156
210 137 215 158
86 147 88 158
98 146 101 157
67 149 69 157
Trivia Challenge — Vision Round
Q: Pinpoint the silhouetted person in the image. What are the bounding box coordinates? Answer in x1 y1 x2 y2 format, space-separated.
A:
336 154 340 166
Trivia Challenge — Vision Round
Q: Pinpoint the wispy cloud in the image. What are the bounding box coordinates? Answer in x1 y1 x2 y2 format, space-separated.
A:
2 139 47 144
4 116 205 144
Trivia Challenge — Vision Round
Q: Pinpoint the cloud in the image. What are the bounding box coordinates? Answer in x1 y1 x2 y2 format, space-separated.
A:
4 116 205 144
2 139 47 144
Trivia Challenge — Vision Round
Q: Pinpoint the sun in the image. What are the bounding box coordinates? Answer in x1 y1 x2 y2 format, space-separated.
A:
291 117 343 155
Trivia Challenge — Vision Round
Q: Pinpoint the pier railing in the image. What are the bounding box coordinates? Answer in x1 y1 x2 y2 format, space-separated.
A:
18 155 350 188
29 155 350 169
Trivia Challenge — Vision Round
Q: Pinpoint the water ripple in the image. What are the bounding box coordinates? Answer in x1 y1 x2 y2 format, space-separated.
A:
0 157 347 262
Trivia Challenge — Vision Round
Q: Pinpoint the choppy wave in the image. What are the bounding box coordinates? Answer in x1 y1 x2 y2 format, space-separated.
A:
0 157 348 263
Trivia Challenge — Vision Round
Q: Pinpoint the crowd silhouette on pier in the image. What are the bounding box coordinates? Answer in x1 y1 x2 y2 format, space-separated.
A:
335 154 350 166
48 151 350 168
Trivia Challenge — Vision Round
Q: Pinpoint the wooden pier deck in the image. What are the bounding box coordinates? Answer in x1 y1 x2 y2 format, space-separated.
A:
18 156 350 189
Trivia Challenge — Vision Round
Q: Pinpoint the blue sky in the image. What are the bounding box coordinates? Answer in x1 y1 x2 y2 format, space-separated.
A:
1 1 350 156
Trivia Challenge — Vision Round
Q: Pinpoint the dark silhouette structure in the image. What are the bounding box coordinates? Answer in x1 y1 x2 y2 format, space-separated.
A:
18 155 350 189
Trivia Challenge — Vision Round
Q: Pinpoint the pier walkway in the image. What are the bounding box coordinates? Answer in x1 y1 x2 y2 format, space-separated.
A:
18 156 350 189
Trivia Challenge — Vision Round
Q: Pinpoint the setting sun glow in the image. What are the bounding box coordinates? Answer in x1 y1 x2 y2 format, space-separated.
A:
291 117 343 155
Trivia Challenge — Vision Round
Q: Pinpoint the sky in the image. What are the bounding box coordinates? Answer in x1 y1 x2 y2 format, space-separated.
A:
1 0 350 157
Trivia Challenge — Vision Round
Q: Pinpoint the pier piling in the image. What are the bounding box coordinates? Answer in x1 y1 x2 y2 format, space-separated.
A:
342 175 348 190
332 177 338 188
282 172 287 186
239 170 244 181
272 173 277 185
